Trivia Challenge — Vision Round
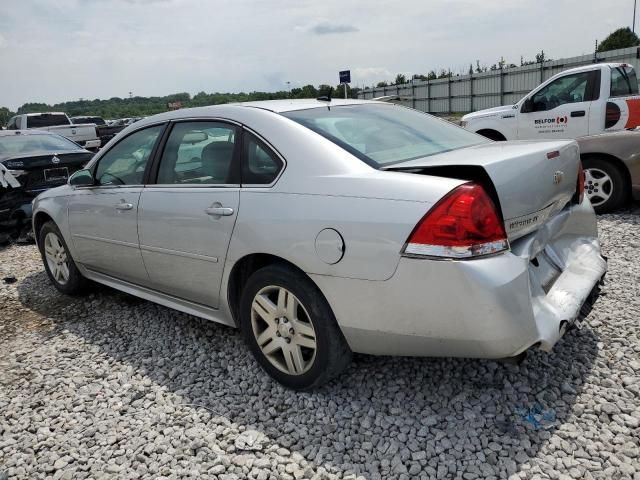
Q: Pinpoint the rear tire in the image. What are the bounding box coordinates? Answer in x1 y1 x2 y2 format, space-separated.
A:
239 264 352 390
38 221 88 295
582 157 629 214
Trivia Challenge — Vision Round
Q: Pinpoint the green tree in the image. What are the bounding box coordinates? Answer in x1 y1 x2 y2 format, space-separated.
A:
394 74 407 85
427 71 437 80
376 81 389 88
0 107 15 127
597 27 640 52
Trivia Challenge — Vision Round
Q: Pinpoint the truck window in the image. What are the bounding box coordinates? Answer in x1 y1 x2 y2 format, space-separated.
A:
530 72 592 112
610 66 639 97
26 114 70 128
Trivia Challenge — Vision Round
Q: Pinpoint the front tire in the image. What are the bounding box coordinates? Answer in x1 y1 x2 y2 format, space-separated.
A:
239 264 352 390
38 221 88 295
582 158 629 214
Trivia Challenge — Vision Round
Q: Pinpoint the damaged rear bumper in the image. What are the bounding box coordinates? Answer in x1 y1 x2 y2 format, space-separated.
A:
312 199 607 358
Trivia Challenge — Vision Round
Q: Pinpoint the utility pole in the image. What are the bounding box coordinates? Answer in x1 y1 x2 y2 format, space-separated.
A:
634 0 637 33
286 81 291 97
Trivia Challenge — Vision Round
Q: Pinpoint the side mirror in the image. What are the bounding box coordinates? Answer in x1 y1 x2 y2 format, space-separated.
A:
521 98 534 113
69 169 95 187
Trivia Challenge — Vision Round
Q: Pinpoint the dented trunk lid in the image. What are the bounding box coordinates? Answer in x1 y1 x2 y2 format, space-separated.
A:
386 139 580 240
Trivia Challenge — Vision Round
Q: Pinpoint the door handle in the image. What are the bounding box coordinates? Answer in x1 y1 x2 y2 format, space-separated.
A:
115 203 133 211
205 206 234 216
571 110 586 117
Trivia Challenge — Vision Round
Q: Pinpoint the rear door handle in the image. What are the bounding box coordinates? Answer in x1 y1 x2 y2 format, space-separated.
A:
205 206 234 216
115 203 133 211
571 110 586 117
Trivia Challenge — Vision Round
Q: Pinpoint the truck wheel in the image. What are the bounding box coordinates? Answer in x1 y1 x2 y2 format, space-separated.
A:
239 264 352 390
582 158 629 214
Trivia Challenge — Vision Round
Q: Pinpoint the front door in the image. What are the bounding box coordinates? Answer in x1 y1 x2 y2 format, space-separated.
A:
517 69 600 140
68 124 165 284
138 121 240 307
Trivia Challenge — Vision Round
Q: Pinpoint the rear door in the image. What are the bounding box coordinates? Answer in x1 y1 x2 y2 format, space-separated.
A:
67 124 165 283
517 69 600 139
137 120 240 307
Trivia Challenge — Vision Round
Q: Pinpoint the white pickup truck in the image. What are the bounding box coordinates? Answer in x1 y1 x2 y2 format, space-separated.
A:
6 112 101 150
462 63 640 212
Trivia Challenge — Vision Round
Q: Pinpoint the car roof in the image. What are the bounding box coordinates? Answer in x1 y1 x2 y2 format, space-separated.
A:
129 98 383 131
0 129 60 138
559 62 631 75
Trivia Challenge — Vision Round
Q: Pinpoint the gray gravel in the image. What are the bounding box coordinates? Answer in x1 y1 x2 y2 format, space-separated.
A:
1 210 639 479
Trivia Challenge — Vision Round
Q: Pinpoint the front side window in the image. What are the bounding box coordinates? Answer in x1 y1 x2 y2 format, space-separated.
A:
282 104 486 167
530 72 591 112
610 66 639 97
156 122 237 185
242 133 283 184
95 124 163 186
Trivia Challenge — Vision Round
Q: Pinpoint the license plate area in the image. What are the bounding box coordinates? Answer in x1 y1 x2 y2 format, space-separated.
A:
530 250 563 293
44 167 69 182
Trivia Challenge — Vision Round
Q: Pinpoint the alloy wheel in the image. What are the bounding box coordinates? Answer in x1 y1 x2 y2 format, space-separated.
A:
584 167 613 207
44 232 70 285
250 285 317 376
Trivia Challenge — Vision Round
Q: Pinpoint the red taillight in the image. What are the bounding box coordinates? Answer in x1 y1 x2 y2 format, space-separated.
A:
577 162 585 204
404 183 509 259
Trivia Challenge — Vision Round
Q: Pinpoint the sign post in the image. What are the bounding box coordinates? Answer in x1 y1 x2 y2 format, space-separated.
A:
339 70 351 99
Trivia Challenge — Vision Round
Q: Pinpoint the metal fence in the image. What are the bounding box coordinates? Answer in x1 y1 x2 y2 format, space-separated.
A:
357 46 640 114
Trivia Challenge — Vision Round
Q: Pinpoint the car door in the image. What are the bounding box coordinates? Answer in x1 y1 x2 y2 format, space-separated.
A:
67 124 165 284
517 70 600 139
137 120 241 307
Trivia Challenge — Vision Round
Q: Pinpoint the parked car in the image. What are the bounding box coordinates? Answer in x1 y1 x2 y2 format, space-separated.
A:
32 100 606 389
574 130 640 212
7 113 101 150
1 130 93 240
70 115 126 147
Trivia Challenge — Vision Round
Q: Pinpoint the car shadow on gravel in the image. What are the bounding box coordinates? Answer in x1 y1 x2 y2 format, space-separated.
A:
16 270 600 478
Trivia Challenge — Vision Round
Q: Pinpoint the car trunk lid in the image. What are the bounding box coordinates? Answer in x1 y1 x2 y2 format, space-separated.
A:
1 152 93 192
385 140 580 240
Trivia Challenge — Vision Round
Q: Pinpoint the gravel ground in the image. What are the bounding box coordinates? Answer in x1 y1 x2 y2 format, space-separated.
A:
1 210 639 480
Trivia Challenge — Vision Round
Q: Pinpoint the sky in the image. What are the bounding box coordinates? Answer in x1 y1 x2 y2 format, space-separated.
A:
0 0 635 110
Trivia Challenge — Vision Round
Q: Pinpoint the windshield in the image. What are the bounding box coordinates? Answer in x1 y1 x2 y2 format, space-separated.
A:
281 104 486 167
72 116 105 125
0 134 81 158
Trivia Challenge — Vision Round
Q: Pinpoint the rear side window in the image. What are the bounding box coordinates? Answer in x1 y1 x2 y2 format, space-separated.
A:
242 133 283 185
156 121 237 185
26 114 69 128
610 66 639 97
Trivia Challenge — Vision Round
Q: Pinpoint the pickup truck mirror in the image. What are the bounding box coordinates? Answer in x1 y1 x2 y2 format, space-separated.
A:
521 98 534 113
69 169 95 187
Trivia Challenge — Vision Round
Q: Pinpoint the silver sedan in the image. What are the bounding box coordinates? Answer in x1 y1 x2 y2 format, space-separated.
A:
32 99 607 389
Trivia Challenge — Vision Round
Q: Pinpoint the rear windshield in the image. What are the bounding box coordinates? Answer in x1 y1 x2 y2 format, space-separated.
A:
0 134 81 158
26 114 69 128
281 104 486 167
610 66 639 97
